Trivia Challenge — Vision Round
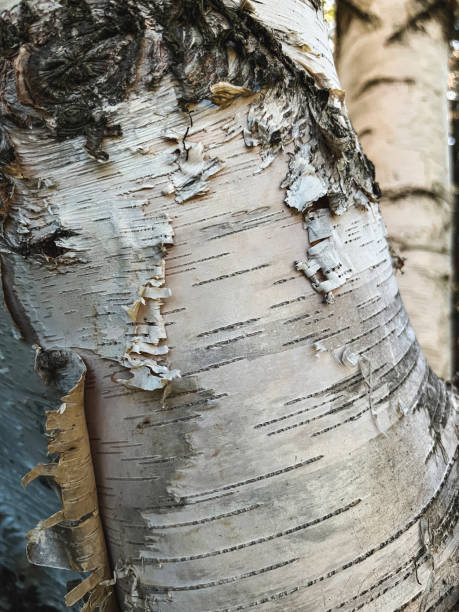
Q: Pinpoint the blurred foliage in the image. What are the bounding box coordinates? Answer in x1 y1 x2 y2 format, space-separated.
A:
322 0 336 24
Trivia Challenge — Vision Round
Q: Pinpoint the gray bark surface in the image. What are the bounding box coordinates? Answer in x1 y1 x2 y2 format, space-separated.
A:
0 1 457 610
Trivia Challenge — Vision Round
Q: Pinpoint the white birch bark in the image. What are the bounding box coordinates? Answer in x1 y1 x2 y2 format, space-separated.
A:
335 0 453 379
0 0 457 611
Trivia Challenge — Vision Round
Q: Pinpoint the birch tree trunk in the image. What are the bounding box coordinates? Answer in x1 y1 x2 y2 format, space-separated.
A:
0 1 457 611
335 0 453 380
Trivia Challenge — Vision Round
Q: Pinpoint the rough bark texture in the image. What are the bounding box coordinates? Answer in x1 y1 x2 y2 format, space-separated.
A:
335 0 453 380
0 301 79 612
22 348 115 610
0 0 457 611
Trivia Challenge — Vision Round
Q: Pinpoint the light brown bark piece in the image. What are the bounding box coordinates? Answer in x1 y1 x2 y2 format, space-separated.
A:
22 348 116 610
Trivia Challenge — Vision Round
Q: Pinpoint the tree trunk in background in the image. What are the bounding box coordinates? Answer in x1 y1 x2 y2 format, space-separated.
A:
452 41 459 380
0 1 457 611
335 0 453 380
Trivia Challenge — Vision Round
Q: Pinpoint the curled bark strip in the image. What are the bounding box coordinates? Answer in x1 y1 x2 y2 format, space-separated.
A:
118 258 181 392
22 348 115 611
210 81 254 107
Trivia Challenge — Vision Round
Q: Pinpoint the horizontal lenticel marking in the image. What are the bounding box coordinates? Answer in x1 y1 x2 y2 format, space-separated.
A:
192 263 271 286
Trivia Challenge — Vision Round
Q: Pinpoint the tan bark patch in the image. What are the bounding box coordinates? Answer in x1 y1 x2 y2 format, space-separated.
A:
22 348 115 610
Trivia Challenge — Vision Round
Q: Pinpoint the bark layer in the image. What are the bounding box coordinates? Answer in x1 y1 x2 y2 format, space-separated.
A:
22 349 115 610
0 301 79 612
335 0 453 379
0 1 457 611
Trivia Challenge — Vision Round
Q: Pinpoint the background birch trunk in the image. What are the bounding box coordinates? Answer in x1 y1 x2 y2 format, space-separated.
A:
0 0 457 611
335 0 453 380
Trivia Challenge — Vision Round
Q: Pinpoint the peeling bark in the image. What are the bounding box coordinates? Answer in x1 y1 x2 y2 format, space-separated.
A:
0 301 79 612
0 1 457 611
22 348 115 610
